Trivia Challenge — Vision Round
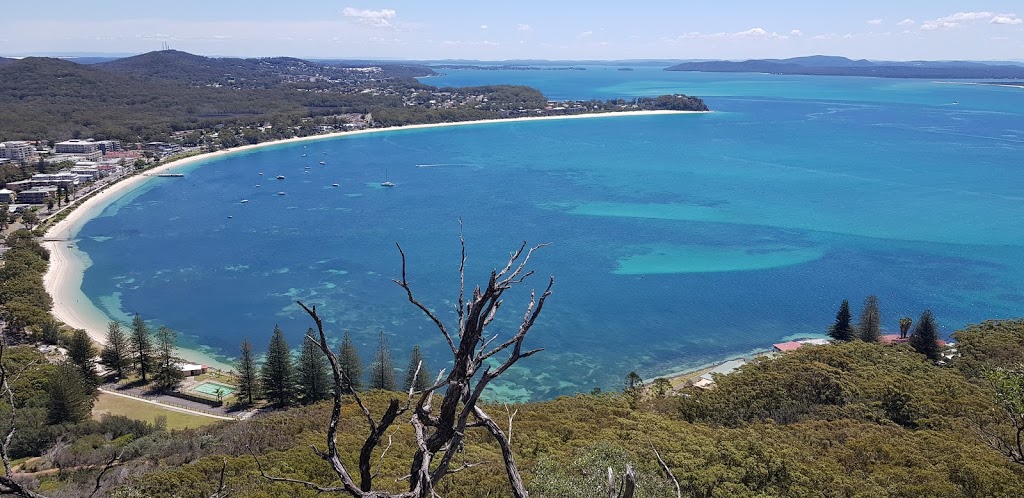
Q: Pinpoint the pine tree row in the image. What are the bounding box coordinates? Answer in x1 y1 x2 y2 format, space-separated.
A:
237 327 431 409
827 295 943 360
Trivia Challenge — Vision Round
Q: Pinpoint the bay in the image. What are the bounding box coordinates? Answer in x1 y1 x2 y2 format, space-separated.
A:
76 67 1024 400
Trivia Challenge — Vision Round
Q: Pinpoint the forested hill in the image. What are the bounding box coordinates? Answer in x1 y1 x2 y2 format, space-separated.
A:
665 55 1024 79
0 56 382 140
97 50 435 88
0 57 13 66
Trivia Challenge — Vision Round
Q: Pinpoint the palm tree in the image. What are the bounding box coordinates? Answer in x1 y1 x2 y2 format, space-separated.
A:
899 317 912 339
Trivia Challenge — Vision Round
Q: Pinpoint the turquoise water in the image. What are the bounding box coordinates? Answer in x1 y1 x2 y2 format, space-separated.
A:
192 381 236 397
77 67 1024 400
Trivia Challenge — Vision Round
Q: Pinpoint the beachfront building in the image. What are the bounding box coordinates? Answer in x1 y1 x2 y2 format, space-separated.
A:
143 142 183 156
179 363 209 376
772 338 831 353
0 189 15 203
17 186 58 204
28 172 79 188
70 165 101 180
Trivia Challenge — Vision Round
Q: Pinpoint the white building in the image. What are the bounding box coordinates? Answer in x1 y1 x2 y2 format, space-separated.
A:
0 141 35 161
55 139 100 155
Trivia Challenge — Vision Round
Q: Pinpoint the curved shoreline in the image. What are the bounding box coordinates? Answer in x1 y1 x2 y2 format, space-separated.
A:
41 110 706 370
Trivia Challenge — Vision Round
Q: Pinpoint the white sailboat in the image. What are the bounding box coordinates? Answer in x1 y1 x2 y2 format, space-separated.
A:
381 169 395 187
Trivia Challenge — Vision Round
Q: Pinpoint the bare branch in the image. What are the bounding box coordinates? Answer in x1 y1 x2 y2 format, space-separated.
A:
209 458 228 498
649 439 681 498
393 244 457 355
504 404 519 447
373 432 397 480
472 406 529 498
88 446 126 498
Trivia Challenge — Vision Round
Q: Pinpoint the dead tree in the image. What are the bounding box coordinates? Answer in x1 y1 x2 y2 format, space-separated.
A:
254 238 553 497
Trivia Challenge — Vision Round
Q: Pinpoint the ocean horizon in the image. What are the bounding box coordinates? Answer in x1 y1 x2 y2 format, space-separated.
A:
70 67 1024 400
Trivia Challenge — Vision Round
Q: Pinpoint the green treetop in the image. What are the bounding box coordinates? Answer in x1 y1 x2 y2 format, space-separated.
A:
828 299 855 342
858 295 882 343
297 330 331 404
66 328 98 386
909 310 941 361
369 331 397 391
260 325 295 408
338 331 363 393
152 326 183 392
100 321 133 381
403 345 430 392
236 337 260 406
130 313 154 383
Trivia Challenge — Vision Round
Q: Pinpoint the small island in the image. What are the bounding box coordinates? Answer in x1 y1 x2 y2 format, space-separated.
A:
618 67 635 71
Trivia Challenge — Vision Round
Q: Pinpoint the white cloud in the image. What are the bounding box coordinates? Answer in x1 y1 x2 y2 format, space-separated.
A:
736 27 769 37
440 40 499 47
790 29 803 37
938 11 993 22
920 11 1012 31
342 7 397 28
479 24 488 30
665 27 789 42
990 14 1022 25
867 19 883 25
517 24 533 31
921 20 959 31
896 19 915 26
578 30 593 38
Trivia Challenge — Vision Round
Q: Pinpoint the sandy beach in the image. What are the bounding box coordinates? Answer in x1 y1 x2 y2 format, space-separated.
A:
41 110 705 369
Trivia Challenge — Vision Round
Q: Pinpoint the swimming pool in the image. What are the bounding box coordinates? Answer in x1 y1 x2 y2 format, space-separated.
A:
191 381 236 397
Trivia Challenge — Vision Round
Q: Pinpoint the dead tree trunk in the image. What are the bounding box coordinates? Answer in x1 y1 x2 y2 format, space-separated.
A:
253 237 552 498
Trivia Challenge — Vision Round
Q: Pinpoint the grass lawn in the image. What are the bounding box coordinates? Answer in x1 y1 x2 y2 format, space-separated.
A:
93 392 224 430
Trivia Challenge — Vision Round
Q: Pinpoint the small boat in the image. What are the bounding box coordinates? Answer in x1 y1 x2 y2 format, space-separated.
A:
319 161 326 165
255 184 261 187
276 175 286 180
227 215 233 219
381 169 395 187
276 191 286 196
331 183 340 187
259 172 264 176
302 154 307 157
240 199 249 203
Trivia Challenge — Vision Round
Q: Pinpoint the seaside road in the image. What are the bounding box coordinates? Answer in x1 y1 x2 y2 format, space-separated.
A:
97 387 238 421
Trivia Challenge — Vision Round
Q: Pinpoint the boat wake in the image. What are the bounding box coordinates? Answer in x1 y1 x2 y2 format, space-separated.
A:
415 163 479 168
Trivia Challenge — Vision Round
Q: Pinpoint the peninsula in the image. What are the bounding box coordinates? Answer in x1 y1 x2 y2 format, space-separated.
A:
665 55 1024 79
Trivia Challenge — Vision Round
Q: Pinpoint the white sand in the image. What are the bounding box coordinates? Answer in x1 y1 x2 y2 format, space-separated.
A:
41 110 705 368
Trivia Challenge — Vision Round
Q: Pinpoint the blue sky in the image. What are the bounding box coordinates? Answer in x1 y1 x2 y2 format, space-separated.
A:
4 1 1023 60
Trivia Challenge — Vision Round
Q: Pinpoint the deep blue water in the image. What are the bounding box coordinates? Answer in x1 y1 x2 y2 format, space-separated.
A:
77 67 1024 400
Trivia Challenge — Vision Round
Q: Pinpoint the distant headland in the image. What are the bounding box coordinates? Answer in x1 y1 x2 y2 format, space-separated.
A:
665 55 1024 79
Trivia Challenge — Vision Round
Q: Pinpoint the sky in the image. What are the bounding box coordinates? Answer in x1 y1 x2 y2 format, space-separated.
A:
3 1 1023 61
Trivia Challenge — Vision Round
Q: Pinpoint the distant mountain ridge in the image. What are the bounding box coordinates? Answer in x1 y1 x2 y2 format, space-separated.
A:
665 55 1024 79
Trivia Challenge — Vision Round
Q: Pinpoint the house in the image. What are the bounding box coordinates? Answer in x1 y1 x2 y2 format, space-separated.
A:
772 338 831 353
179 363 209 376
0 189 15 204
